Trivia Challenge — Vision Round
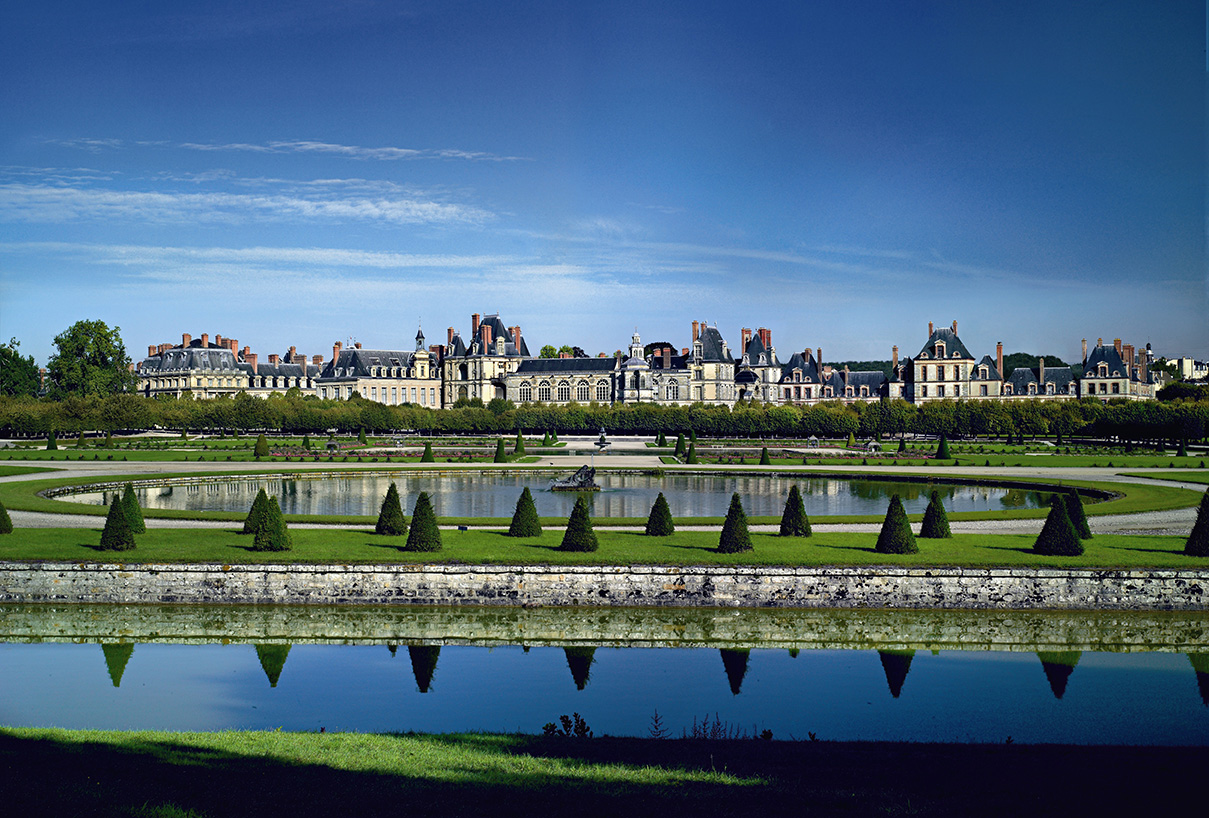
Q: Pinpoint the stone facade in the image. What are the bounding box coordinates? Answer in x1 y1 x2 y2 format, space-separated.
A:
2 562 1205 611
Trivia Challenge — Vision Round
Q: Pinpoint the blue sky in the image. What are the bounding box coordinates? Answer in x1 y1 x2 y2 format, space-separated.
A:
1 1 1204 368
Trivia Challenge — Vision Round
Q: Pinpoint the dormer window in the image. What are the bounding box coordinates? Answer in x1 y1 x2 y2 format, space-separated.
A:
979 366 988 379
935 342 946 358
1098 364 1108 377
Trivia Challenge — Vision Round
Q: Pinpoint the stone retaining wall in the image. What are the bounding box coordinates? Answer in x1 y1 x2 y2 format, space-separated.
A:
2 562 1205 611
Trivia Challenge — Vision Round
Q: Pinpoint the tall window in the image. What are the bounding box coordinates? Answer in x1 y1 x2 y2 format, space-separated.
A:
538 381 551 401
557 382 570 402
577 381 590 402
596 381 610 402
519 383 532 402
667 380 679 401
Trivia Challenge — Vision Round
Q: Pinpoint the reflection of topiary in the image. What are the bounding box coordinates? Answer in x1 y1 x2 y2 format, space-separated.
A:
718 493 752 553
254 433 269 458
645 492 674 536
508 487 542 537
759 447 771 465
252 496 291 551
121 482 146 534
243 488 271 535
1064 491 1092 539
778 485 811 537
493 438 507 463
1188 654 1209 706
1033 496 1083 556
878 650 915 698
1185 490 1209 557
919 490 951 538
1037 651 1081 699
421 442 435 462
564 646 597 690
100 496 136 551
408 645 441 693
560 496 598 552
936 433 951 460
255 644 292 688
0 500 12 535
102 643 135 687
375 482 408 536
875 495 917 554
719 648 750 695
404 491 442 552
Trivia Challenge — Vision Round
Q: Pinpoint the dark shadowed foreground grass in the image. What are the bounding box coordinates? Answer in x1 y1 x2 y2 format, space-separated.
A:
2 728 1206 818
0 527 1200 568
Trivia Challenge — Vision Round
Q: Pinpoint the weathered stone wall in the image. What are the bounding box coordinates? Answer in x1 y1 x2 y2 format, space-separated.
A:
1 561 1205 611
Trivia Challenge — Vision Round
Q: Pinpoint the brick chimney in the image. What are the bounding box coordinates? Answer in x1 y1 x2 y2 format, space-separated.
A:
511 326 522 348
758 327 771 349
182 333 192 348
1141 353 1149 382
148 344 156 357
241 345 250 359
692 320 700 342
247 353 258 373
471 313 480 336
951 320 958 335
663 347 671 369
447 327 455 346
1039 356 1045 386
268 354 279 365
558 351 570 359
482 324 492 347
332 341 342 363
313 355 323 367
1114 338 1122 355
228 339 237 352
928 321 933 337
681 347 689 356
215 334 223 348
159 343 169 356
741 327 752 349
201 333 209 348
289 346 297 361
817 348 823 369
892 345 899 370
996 342 1003 377
1097 337 1103 347
843 365 850 385
1123 344 1134 375
354 342 362 349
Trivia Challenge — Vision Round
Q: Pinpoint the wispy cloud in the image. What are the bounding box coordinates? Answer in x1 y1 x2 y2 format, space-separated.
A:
52 137 525 162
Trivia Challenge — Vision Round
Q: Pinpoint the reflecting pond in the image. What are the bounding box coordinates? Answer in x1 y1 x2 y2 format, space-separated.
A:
64 472 1057 518
3 605 1206 744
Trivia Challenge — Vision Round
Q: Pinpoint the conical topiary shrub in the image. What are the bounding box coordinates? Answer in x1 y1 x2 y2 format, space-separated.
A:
847 432 856 449
255 644 291 688
685 442 699 464
1037 651 1081 699
102 643 135 687
254 433 269 458
358 428 368 445
0 500 12 535
778 484 811 537
514 432 526 454
100 496 136 551
875 494 917 554
759 447 771 465
404 491 442 552
559 495 598 552
253 496 292 552
121 483 146 534
645 492 674 536
375 482 408 536
656 431 666 447
718 493 752 553
507 487 542 537
421 442 435 462
1185 490 1209 557
243 488 271 535
897 438 906 454
408 645 441 693
542 431 551 446
46 431 57 450
493 438 507 463
77 431 87 448
1064 491 1092 539
1033 495 1083 556
936 433 951 460
673 433 686 457
919 490 951 538
719 648 750 695
302 434 311 450
878 649 916 698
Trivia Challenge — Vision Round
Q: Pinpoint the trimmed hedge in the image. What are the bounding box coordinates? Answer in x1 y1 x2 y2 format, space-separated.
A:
778 484 811 537
375 482 408 536
252 496 292 552
121 482 146 534
1034 496 1083 556
403 491 442 552
645 492 675 536
1064 492 1092 539
919 490 951 538
718 493 752 553
875 494 917 554
559 495 598 552
243 488 271 536
507 487 542 537
100 496 135 551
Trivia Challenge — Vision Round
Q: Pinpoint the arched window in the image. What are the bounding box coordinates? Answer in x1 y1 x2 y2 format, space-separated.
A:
860 386 869 397
666 380 679 401
1046 383 1055 395
537 381 551 402
576 381 590 402
519 382 532 402
1028 383 1037 395
596 381 610 402
557 381 571 402
845 386 854 397
824 386 833 397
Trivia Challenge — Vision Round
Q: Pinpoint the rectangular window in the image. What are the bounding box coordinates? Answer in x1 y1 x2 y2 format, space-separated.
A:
921 386 928 398
414 387 420 403
953 385 959 397
430 388 436 405
371 386 377 401
1112 382 1120 394
980 384 987 396
938 385 945 397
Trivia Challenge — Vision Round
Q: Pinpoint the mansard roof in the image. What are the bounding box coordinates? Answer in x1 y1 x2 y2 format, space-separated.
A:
778 351 821 383
1082 344 1151 381
514 358 618 375
1006 365 1075 392
915 327 973 361
319 348 417 379
845 370 888 389
141 346 241 373
450 314 530 359
696 326 733 362
649 350 689 371
741 333 777 367
972 355 1002 381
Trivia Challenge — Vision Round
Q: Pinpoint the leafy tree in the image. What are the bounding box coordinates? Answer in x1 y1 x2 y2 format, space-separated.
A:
0 500 12 534
539 345 558 359
559 495 598 552
508 487 542 537
121 483 146 534
645 492 674 536
1185 490 1209 557
254 433 269 458
759 447 771 465
243 488 271 535
493 438 507 463
1064 492 1092 539
252 496 292 552
255 644 292 688
935 433 951 460
875 495 917 554
779 485 811 537
45 319 137 398
100 496 135 551
718 493 752 553
514 431 526 454
919 490 951 538
1033 496 1083 556
404 491 442 552
375 482 408 536
421 442 436 462
0 338 41 397
46 431 57 451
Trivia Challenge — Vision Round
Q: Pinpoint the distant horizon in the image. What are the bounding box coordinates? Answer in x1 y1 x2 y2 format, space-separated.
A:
3 2 1204 367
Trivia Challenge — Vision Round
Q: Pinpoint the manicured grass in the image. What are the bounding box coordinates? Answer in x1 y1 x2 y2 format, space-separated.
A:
3 727 1206 818
1124 471 1209 486
0 465 57 478
0 526 1199 568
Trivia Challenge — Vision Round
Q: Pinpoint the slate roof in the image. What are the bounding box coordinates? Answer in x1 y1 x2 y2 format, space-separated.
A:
915 327 974 361
1005 365 1076 394
318 349 418 380
449 314 530 358
778 352 821 384
696 326 733 363
1082 344 1151 382
971 356 1002 381
845 370 888 391
741 333 777 367
649 351 689 371
141 346 242 374
514 358 618 375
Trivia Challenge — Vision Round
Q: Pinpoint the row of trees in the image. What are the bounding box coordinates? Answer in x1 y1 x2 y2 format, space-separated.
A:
2 390 1207 446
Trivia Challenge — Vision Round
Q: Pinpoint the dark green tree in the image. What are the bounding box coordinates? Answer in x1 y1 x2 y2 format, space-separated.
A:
494 438 507 463
358 428 368 445
243 488 271 535
101 643 135 687
559 495 598 552
507 487 542 537
656 431 666 447
45 319 137 398
403 491 442 551
1033 496 1083 556
759 447 771 465
408 645 441 693
685 442 699 464
875 495 917 554
564 647 596 690
120 483 146 534
252 496 292 552
719 648 750 695
100 496 135 551
255 644 292 688
0 338 41 397
919 490 951 538
878 650 915 698
76 431 86 448
1037 651 1081 699
1185 490 1209 557
421 442 436 462
514 432 526 454
1064 491 1092 539
254 433 269 458
778 485 811 537
718 493 752 553
302 434 311 450
0 500 11 534
936 433 951 460
375 482 408 536
542 431 552 446
46 432 57 451
673 433 686 457
645 492 675 536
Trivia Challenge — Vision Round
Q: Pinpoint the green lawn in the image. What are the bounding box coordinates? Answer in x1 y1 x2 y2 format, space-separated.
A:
1124 471 1209 487
0 526 1198 568
2 727 1205 818
0 465 58 478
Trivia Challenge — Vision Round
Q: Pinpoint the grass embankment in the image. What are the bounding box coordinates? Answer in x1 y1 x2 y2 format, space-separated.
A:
2 728 1205 818
0 526 1198 568
1124 471 1209 486
0 465 57 478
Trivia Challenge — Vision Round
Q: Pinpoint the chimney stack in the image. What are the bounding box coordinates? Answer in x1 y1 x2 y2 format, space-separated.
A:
692 320 700 342
289 346 297 361
1098 337 1103 347
354 342 362 349
332 341 342 364
215 334 223 348
268 354 279 365
313 355 323 367
1141 352 1149 382
996 342 1003 377
892 345 899 370
559 351 570 359
471 313 481 337
148 344 157 357
759 327 771 349
681 347 689 356
482 324 493 347
741 327 752 349
247 353 258 373
1114 338 1122 355
817 348 823 368
201 333 209 348
241 345 250 359
928 321 933 337
1039 356 1045 386
952 320 958 335
447 327 455 347
1082 338 1088 364
182 333 192 348
662 347 671 369
511 326 521 348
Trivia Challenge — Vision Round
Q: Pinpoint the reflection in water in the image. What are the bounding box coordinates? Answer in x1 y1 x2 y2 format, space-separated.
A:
878 650 915 699
1037 651 1082 700
719 649 750 695
1190 655 1209 707
408 645 440 694
564 647 596 691
101 643 134 688
255 644 291 688
66 472 1056 519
